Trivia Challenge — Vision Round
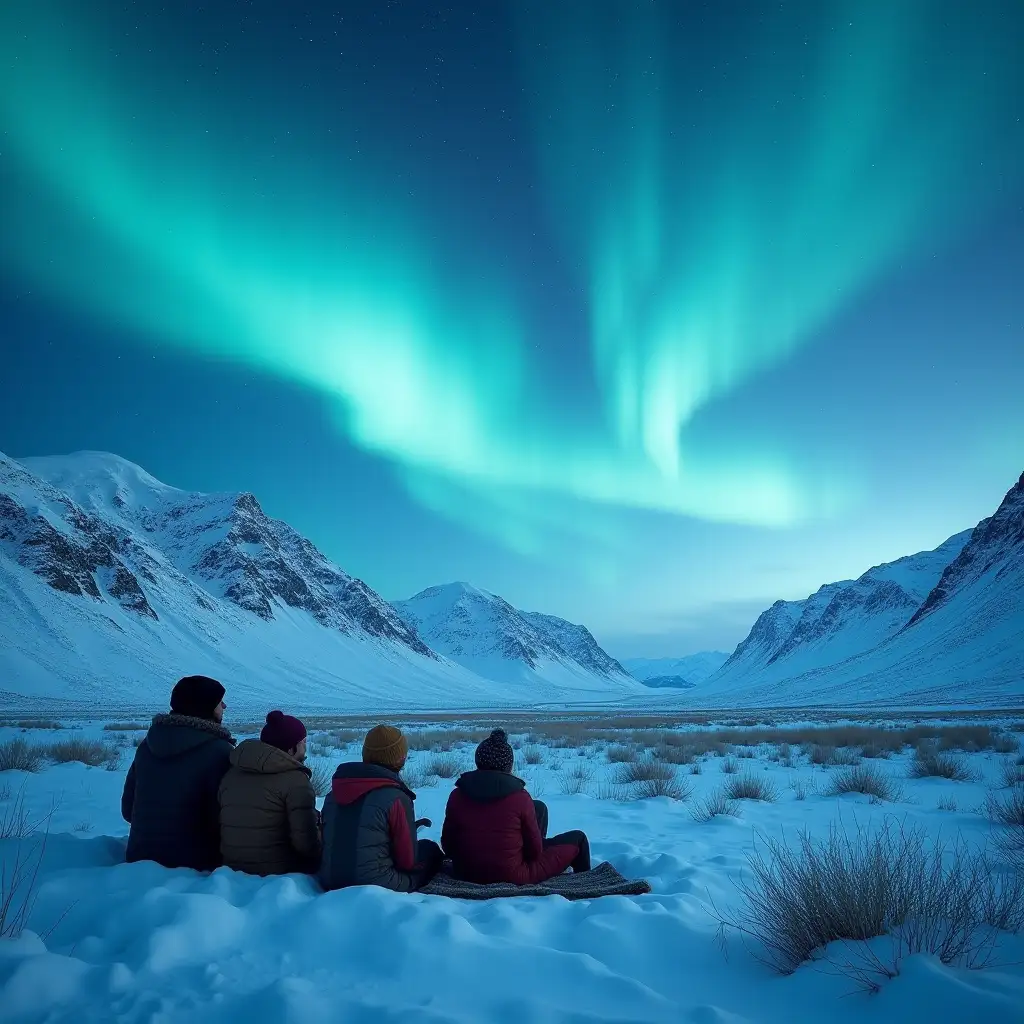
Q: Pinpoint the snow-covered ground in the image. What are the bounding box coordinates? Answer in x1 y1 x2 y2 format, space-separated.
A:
2 718 1023 1024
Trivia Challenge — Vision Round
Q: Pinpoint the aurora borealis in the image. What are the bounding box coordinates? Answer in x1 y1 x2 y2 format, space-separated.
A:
1 1 1022 654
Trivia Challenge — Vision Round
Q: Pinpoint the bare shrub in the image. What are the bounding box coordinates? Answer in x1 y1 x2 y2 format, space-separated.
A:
808 744 835 766
992 733 1020 755
736 747 756 759
691 787 741 822
615 758 689 799
401 764 428 790
826 764 903 802
10 720 62 731
103 722 147 731
829 747 862 767
986 786 1024 828
724 773 779 802
72 821 93 833
721 756 739 774
424 753 463 779
690 759 703 775
1 795 53 938
999 759 1024 789
777 743 792 762
522 745 545 765
0 739 44 774
308 760 332 797
558 761 594 796
656 743 697 765
595 780 626 800
408 729 485 753
908 744 975 782
936 795 959 812
606 744 639 764
717 821 1024 989
790 778 814 801
46 738 120 768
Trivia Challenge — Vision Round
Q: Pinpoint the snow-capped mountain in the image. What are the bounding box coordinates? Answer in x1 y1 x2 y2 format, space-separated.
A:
393 582 639 690
712 530 972 687
623 652 729 687
0 451 638 712
695 474 1023 706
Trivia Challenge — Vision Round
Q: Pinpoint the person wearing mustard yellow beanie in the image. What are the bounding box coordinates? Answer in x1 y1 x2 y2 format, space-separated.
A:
318 724 442 892
361 724 409 773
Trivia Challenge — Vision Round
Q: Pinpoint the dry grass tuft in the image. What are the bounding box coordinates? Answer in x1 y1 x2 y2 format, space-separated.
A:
558 761 595 796
999 759 1024 789
606 744 639 764
826 764 903 802
424 753 464 780
45 739 121 770
691 787 742 822
0 740 45 774
724 773 779 802
717 821 1024 990
908 744 975 782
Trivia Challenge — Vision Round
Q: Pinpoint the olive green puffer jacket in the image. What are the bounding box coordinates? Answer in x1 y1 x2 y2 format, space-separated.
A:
218 739 321 876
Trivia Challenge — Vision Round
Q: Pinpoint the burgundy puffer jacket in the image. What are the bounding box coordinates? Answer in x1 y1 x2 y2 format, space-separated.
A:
441 770 579 884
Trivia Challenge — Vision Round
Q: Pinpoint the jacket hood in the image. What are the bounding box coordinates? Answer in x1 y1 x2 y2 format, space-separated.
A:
455 769 525 803
229 738 311 777
331 760 414 805
145 713 234 759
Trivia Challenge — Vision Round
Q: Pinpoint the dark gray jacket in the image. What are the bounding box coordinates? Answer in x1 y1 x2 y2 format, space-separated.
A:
122 713 234 871
318 762 430 892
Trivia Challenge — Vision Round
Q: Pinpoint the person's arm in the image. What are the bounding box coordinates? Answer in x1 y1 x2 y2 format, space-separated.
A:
120 760 136 824
387 798 418 872
286 778 322 865
520 792 544 863
440 792 458 858
204 742 233 863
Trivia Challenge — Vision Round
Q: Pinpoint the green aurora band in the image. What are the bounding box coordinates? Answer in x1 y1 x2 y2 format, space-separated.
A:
1 1 1020 542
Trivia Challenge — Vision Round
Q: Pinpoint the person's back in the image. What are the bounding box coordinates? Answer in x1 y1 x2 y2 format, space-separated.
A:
121 675 234 871
218 711 321 876
319 725 442 892
442 728 589 885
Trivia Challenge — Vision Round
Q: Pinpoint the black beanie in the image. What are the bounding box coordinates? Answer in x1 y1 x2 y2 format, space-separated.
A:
475 728 514 773
169 675 225 720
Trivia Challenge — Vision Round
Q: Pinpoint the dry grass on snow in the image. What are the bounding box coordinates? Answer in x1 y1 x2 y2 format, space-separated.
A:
718 821 1024 991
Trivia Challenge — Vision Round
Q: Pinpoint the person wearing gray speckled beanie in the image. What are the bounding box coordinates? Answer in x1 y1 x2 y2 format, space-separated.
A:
474 728 515 773
441 727 592 884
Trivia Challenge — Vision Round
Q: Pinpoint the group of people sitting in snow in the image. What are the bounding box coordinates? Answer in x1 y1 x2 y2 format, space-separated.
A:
120 674 592 890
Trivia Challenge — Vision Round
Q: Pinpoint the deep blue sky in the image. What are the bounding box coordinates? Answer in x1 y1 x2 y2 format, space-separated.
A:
1 1 1022 657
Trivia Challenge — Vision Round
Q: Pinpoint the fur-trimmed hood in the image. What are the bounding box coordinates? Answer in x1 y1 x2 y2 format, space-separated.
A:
145 713 235 759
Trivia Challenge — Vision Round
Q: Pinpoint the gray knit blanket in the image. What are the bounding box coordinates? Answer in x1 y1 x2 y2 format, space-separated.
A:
420 861 651 901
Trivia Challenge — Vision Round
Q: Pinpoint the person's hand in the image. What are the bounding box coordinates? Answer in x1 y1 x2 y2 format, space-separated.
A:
415 817 432 829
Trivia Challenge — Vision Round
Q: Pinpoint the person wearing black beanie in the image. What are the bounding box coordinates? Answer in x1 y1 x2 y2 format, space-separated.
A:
169 675 227 722
121 675 235 871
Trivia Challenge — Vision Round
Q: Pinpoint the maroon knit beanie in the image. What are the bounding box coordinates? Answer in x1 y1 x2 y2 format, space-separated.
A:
260 710 307 752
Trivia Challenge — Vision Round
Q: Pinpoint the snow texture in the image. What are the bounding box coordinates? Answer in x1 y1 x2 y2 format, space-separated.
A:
1 719 1022 1023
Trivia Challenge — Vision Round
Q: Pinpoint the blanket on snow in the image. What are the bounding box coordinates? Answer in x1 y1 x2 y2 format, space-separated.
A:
420 861 650 901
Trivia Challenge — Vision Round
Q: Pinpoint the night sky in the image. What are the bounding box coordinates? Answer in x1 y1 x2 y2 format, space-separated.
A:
1 1 1022 657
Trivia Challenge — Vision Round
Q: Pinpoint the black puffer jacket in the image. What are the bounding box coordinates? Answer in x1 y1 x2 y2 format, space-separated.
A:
319 762 431 892
122 713 235 871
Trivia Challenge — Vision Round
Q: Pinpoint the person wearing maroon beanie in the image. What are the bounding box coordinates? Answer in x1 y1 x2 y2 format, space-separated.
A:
218 710 321 876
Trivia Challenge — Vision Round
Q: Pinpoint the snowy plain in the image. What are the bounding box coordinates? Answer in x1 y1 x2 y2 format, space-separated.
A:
2 714 1024 1024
